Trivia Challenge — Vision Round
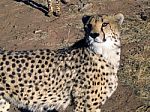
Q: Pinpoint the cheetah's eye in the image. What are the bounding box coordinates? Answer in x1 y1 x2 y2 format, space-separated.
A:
102 22 109 27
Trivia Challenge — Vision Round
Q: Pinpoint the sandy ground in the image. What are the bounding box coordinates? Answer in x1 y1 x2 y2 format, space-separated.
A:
0 0 150 112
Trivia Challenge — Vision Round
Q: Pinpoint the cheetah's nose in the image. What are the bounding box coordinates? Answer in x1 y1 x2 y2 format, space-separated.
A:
90 33 99 39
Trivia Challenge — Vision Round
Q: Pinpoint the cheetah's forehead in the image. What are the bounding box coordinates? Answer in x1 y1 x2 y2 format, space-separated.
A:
85 13 124 33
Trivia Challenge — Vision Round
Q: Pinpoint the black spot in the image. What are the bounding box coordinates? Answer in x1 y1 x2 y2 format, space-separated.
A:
40 51 44 55
86 75 89 79
19 83 24 87
0 67 3 70
45 61 48 65
41 64 45 68
31 64 34 68
89 68 92 72
34 76 38 80
11 80 15 83
8 56 12 59
14 55 18 58
102 72 105 75
28 73 32 77
30 96 33 100
18 78 22 81
87 104 91 108
18 73 21 77
101 66 104 69
19 55 23 58
27 57 31 60
24 80 28 83
95 89 98 94
46 69 49 72
38 69 42 73
49 63 52 67
12 59 15 62
17 68 21 72
38 60 42 63
91 90 94 94
36 55 40 58
16 60 20 64
39 75 42 80
9 75 14 78
5 61 9 65
35 65 39 68
51 59 54 62
42 56 45 59
23 97 28 101
10 94 13 97
29 85 33 88
0 87 4 91
93 102 98 106
106 73 109 76
12 72 15 75
46 57 50 60
86 95 90 100
52 80 54 84
31 60 35 63
0 62 3 66
12 63 16 68
35 87 39 91
25 62 29 67
27 89 31 92
30 69 34 73
7 67 11 72
106 79 109 82
19 64 22 68
21 59 25 63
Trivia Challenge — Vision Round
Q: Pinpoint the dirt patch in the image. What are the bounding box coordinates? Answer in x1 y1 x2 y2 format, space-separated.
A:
0 0 149 112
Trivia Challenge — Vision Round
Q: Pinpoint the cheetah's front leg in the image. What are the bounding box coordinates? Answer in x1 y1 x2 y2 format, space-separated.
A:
47 0 61 16
54 0 61 16
47 0 53 16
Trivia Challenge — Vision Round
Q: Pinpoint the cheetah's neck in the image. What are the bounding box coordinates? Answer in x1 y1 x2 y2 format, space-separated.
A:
89 37 121 70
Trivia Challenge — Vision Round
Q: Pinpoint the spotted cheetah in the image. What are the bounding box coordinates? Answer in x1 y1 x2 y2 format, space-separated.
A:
0 13 124 112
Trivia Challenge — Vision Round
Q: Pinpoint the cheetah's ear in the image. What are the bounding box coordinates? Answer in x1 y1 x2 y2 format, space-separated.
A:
115 13 124 25
82 15 92 26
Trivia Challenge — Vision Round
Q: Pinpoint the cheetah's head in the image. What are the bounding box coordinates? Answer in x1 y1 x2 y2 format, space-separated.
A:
83 13 124 45
83 13 124 68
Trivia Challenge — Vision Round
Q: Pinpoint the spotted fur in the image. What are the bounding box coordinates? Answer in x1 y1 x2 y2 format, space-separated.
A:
0 13 124 112
47 0 68 16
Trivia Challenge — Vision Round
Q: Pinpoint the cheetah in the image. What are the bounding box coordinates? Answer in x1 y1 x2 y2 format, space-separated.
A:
0 13 124 112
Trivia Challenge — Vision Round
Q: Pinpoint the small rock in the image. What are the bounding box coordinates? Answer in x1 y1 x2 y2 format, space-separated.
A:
33 30 42 34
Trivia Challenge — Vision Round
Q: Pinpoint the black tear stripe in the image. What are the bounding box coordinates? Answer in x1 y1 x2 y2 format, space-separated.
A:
100 16 105 41
109 25 119 39
101 27 106 41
